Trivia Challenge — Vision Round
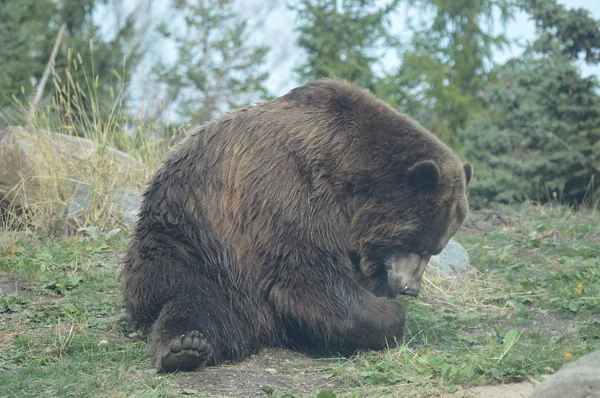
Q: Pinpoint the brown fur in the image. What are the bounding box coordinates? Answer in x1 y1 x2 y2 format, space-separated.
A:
121 79 472 372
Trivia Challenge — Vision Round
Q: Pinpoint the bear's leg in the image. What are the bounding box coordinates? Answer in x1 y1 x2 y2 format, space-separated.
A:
149 286 261 372
272 279 405 354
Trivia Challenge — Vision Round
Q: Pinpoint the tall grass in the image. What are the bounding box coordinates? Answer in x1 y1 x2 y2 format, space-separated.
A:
1 43 184 234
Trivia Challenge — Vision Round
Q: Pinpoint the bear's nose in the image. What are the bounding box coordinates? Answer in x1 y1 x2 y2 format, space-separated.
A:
385 254 427 298
400 287 420 297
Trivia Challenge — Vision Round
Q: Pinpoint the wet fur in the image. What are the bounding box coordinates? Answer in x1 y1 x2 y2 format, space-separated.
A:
121 79 470 370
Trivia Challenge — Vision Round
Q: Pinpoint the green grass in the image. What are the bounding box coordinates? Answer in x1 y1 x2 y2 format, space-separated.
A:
0 232 175 397
1 204 599 397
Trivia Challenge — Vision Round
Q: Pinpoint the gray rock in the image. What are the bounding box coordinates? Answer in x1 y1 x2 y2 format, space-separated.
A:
428 238 469 276
112 187 142 227
60 183 142 233
529 349 600 398
0 126 147 235
0 126 146 208
67 183 94 217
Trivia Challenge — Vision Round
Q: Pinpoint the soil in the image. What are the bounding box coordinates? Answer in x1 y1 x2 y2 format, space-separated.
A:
527 312 579 336
170 352 544 398
0 275 23 297
458 210 512 236
444 379 541 398
172 348 342 397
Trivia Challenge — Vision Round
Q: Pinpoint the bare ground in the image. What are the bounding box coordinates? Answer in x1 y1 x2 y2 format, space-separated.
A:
0 275 23 297
458 210 513 236
172 348 343 397
167 351 543 398
444 379 541 398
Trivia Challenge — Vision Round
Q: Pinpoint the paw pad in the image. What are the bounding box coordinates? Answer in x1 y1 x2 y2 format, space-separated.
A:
158 330 212 372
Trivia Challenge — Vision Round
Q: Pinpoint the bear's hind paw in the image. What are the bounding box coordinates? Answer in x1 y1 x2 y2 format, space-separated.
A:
155 331 212 372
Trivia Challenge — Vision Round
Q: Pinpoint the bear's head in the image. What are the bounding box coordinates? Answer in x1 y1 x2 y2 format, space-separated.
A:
349 154 472 298
337 92 473 299
284 79 472 299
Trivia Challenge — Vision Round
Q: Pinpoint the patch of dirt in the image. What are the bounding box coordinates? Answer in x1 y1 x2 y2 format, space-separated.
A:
527 312 579 335
0 275 24 297
459 210 513 235
493 312 580 338
173 348 342 397
444 379 541 398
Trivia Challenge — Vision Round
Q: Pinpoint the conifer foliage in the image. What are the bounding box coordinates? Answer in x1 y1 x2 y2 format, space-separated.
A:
462 0 600 206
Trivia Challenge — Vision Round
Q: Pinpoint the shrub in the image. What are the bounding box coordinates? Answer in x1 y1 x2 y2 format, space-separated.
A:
461 54 600 208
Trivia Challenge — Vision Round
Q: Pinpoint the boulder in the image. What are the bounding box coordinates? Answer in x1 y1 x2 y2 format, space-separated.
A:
0 126 147 232
59 183 142 233
428 238 470 276
529 349 600 398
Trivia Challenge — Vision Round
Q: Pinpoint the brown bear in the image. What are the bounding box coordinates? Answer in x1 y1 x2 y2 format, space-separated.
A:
121 79 472 372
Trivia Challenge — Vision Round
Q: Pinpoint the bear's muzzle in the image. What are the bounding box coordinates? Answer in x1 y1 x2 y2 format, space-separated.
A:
385 253 431 297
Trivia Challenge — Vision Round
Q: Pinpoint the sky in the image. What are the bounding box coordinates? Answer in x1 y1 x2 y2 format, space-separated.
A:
101 0 600 117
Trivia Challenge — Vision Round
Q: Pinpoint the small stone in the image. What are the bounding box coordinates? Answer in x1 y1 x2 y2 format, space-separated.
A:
428 238 469 276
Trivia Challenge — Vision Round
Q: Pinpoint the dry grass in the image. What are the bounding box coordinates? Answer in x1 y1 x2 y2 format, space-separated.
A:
1 45 183 235
423 266 512 315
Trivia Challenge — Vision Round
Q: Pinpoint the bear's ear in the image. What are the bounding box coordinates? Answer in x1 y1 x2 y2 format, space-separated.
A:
407 160 440 192
463 163 473 186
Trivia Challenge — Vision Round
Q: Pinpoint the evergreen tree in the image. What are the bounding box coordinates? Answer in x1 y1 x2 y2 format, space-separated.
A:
155 0 270 125
0 0 144 126
461 3 600 207
0 0 55 107
522 0 600 63
389 0 516 147
292 0 400 93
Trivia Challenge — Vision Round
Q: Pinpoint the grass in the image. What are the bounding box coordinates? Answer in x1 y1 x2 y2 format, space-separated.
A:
1 44 182 235
1 204 599 397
